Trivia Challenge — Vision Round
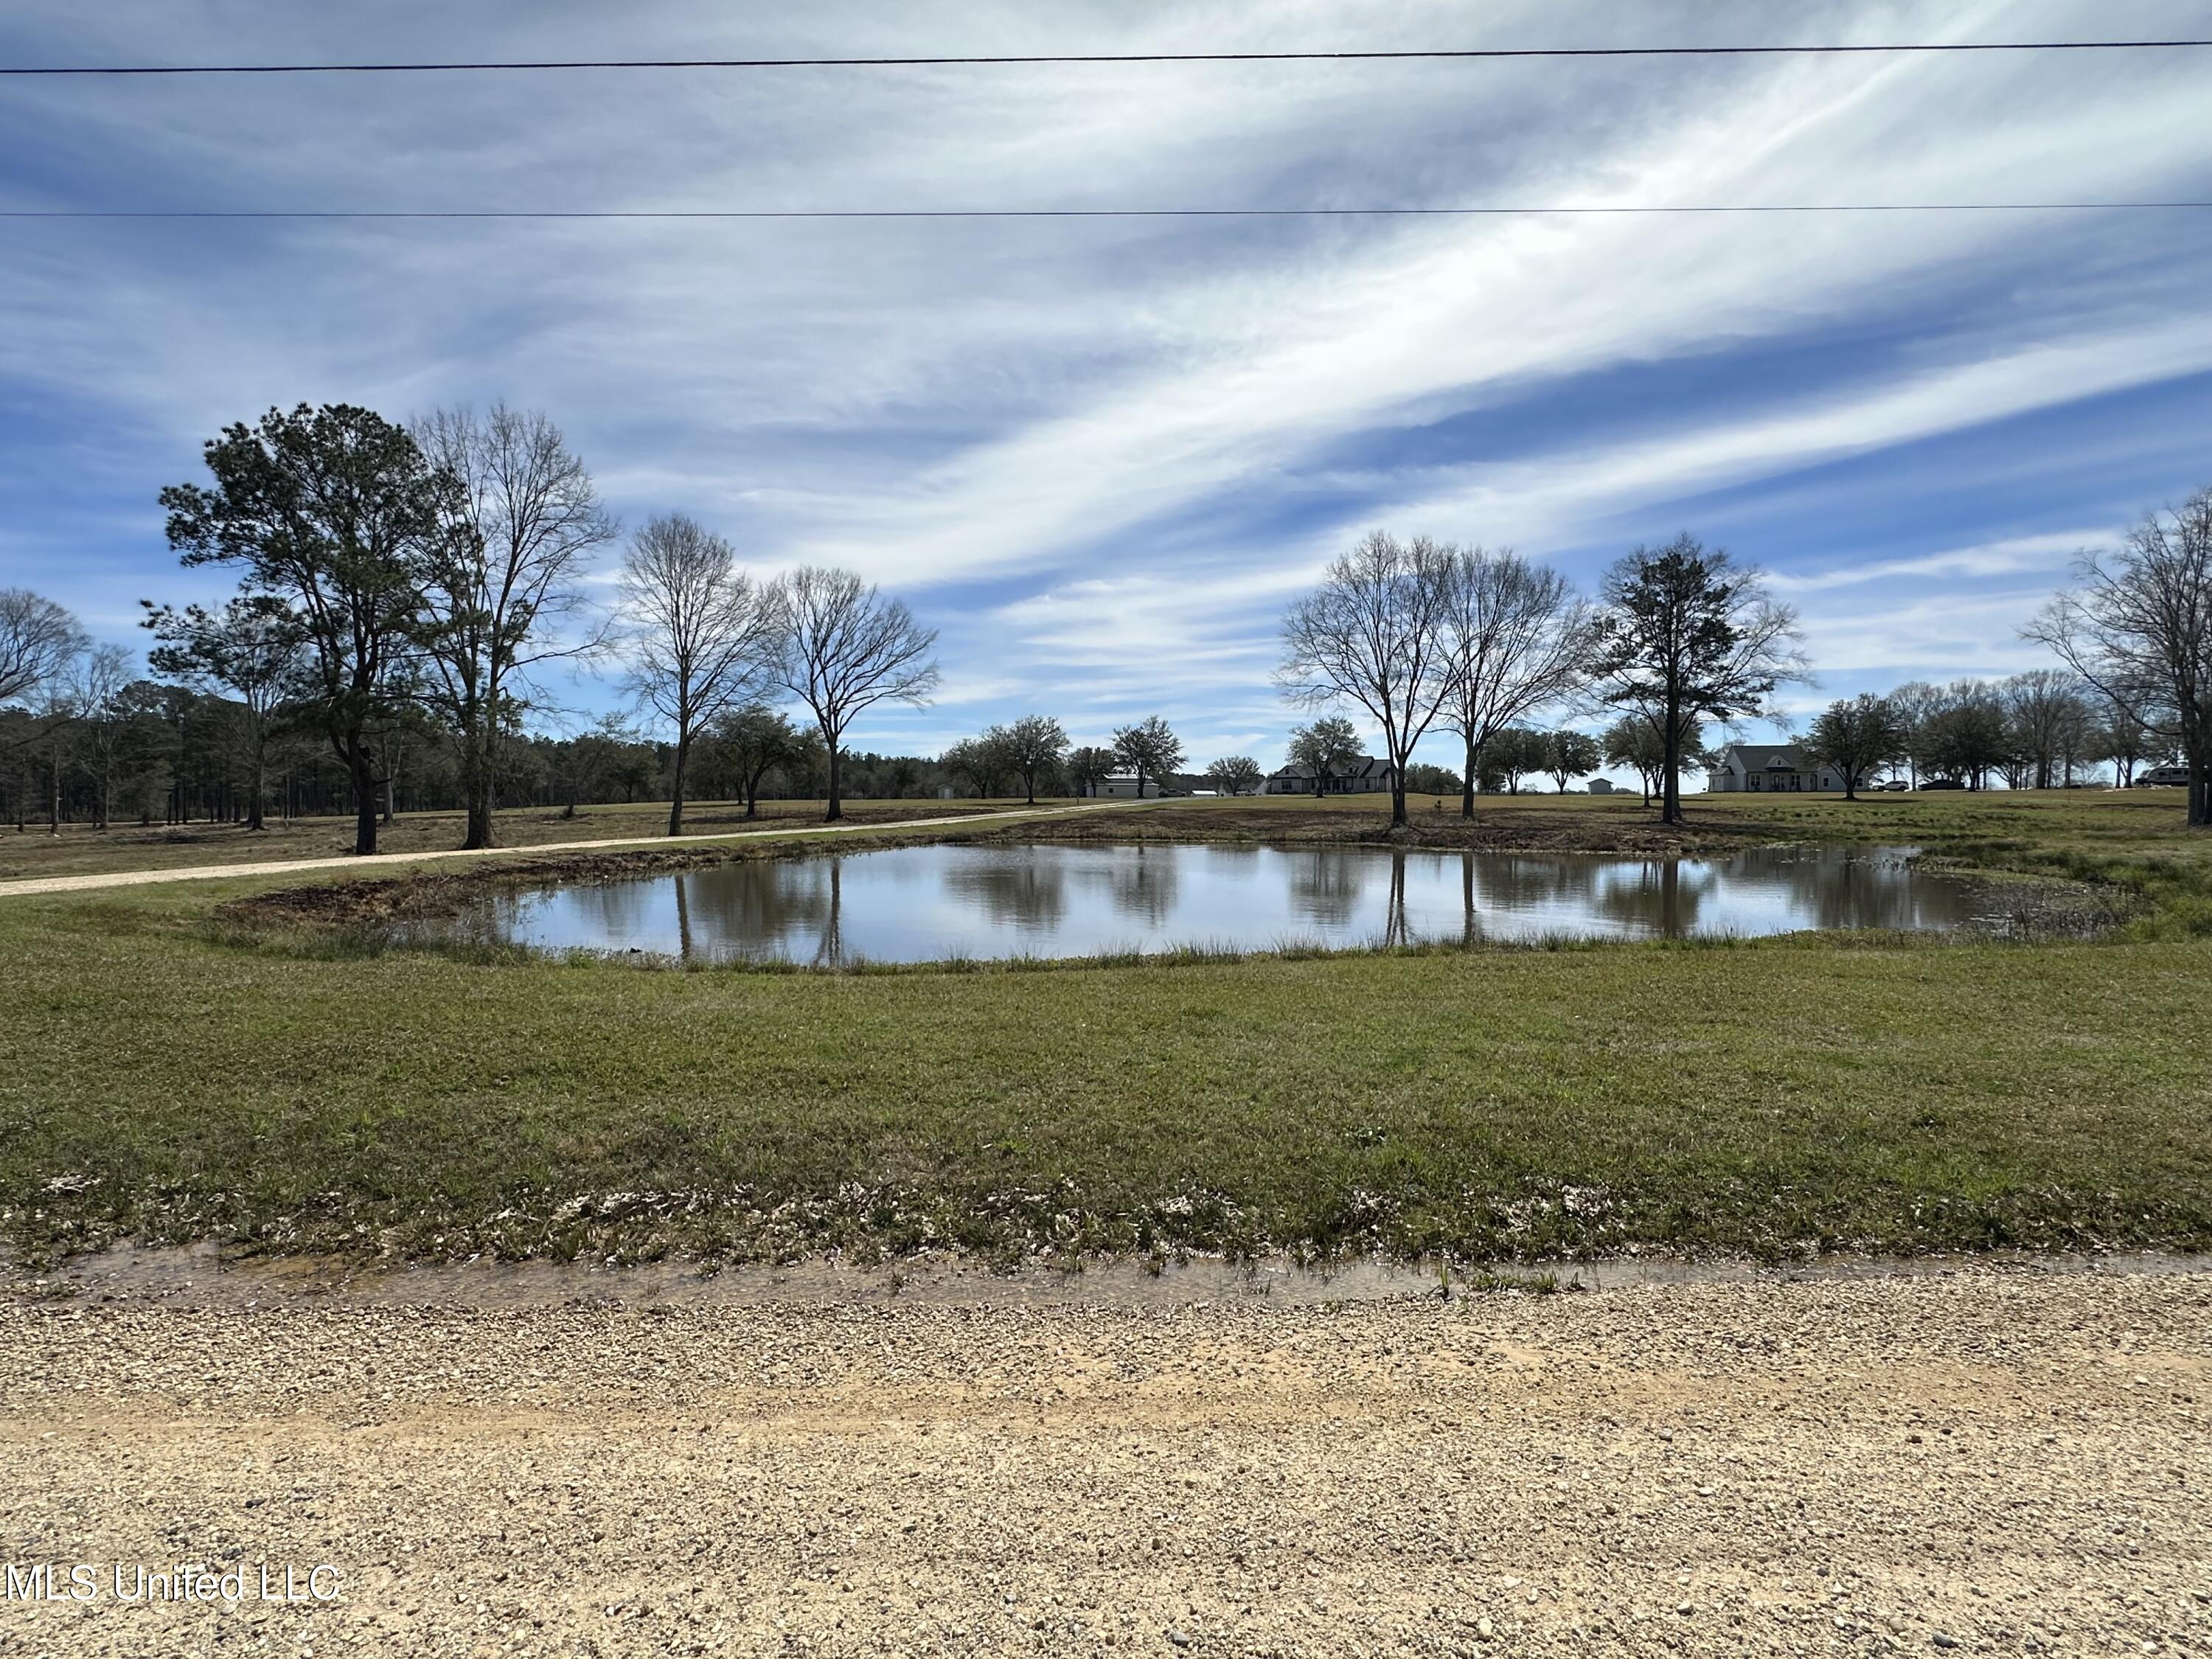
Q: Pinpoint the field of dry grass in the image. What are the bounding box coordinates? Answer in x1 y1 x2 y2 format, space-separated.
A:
0 795 1039 881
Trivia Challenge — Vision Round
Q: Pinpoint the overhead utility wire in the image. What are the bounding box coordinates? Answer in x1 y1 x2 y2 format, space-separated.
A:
4 41 2210 75
4 204 2209 220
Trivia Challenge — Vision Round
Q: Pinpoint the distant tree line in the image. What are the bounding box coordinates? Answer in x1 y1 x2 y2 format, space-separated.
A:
1277 528 1802 825
1797 669 2179 799
1 401 947 853
1268 486 2210 826
7 437 2207 841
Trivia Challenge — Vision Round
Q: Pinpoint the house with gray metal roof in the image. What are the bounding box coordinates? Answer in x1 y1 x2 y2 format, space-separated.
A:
1705 743 1847 793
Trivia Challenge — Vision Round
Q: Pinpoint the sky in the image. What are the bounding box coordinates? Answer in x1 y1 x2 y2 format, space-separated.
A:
2 0 2211 780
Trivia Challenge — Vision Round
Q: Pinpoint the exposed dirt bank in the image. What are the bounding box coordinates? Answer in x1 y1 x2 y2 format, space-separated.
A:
10 1239 2203 1311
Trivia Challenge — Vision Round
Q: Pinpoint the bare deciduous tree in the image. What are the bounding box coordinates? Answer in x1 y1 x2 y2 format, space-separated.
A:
619 514 779 835
2000 669 2091 790
416 404 615 849
2028 490 2212 826
0 589 84 708
1278 530 1456 827
67 643 133 830
774 566 940 821
1434 548 1590 818
1885 680 1945 788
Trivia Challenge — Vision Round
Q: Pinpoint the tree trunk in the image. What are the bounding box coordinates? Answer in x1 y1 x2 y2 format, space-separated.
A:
824 741 844 822
1460 735 1476 818
346 739 379 855
246 737 266 832
1388 765 1408 828
2190 753 2210 828
461 723 495 850
667 731 690 836
1660 698 1684 826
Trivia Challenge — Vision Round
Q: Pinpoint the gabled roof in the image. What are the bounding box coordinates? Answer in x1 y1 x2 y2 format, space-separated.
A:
1267 754 1395 779
1715 744 1809 771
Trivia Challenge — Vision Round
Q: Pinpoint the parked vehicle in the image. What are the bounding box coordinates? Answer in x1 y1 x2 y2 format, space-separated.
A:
2133 764 2191 787
1919 778 1966 790
1876 779 1913 791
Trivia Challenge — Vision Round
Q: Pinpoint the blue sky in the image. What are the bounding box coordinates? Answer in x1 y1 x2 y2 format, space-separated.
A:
4 0 2211 779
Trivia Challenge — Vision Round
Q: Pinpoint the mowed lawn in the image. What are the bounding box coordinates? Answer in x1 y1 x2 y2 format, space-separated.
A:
2 835 2207 1265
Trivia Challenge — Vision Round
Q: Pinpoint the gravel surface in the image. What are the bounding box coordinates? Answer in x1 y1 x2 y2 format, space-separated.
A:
1 1265 2207 1657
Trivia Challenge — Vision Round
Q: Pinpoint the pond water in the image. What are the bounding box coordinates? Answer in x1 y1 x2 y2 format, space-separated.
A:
419 842 1982 965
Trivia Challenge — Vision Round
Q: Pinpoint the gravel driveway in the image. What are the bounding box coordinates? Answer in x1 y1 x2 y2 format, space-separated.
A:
1 1265 2206 1657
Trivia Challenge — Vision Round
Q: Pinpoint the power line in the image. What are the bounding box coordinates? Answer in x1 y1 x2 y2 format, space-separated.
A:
3 41 2210 76
3 203 2209 221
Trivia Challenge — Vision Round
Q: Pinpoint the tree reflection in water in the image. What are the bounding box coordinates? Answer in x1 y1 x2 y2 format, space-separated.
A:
942 849 1069 931
457 842 1979 963
670 859 835 961
1105 845 1180 926
1287 849 1366 929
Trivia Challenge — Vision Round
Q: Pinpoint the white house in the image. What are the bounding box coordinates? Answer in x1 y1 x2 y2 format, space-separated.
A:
1097 774 1163 798
1705 743 1846 793
1262 755 1397 796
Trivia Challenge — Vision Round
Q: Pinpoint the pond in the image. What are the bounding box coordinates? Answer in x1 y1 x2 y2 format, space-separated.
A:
416 842 1983 965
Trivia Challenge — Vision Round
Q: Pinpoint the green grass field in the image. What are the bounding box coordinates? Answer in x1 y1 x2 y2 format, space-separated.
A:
1 789 2206 1269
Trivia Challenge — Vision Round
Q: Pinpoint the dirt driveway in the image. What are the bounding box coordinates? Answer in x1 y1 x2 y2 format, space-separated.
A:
0 799 1146 900
1 1263 2205 1657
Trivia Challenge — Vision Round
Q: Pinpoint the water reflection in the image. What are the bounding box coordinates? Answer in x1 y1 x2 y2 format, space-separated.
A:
1287 848 1366 929
444 843 1975 966
944 849 1068 932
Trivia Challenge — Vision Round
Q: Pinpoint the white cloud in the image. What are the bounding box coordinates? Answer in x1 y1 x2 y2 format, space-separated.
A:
1768 530 2106 593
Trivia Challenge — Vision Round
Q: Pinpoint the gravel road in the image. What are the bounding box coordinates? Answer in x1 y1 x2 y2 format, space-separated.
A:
1 1265 2206 1658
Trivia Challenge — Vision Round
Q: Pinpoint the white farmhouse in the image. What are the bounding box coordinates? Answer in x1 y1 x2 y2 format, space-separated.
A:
1262 756 1397 796
1705 743 1846 794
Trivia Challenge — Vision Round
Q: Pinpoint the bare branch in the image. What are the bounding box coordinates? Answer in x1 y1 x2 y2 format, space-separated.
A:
773 566 940 821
